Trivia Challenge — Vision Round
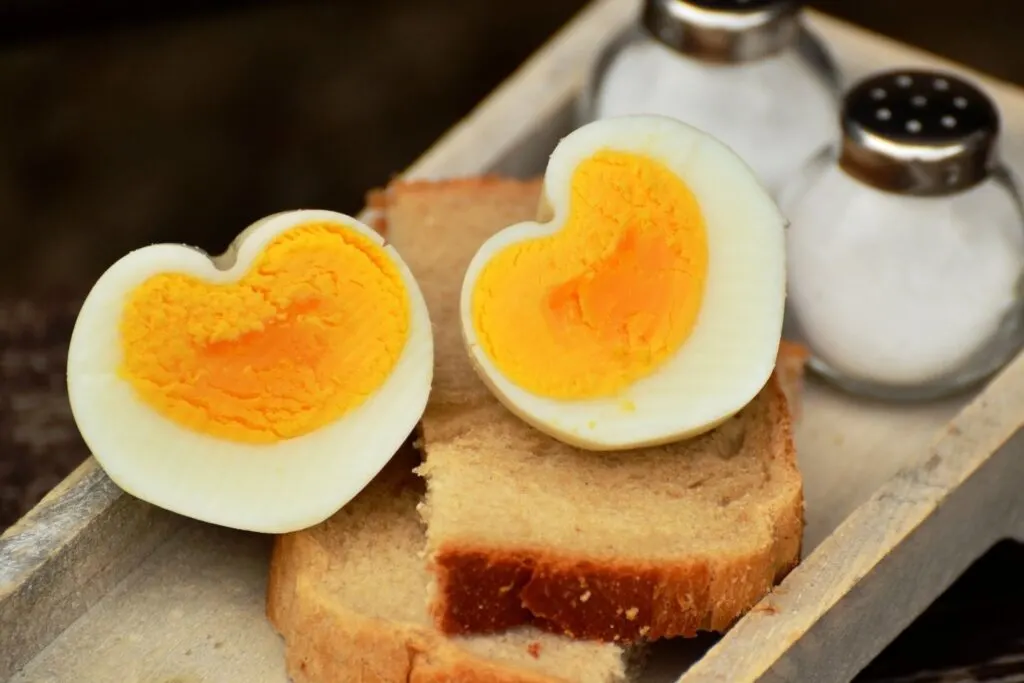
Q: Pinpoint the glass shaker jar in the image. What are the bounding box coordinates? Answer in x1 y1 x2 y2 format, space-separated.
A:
580 0 842 196
781 69 1024 401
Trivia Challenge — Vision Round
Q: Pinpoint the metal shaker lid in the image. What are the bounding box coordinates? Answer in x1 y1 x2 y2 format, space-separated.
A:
839 70 1000 196
641 0 802 64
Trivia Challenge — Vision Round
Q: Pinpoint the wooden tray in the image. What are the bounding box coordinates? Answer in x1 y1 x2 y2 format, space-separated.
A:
4 1 1024 681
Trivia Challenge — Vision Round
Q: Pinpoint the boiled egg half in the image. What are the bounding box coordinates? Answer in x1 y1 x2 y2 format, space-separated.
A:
461 114 785 450
67 210 433 533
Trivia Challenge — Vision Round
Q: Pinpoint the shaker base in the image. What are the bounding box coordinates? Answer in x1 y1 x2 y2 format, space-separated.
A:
805 355 997 404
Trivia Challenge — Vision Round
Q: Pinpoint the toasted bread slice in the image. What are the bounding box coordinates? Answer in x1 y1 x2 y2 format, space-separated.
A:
380 177 805 643
266 442 639 683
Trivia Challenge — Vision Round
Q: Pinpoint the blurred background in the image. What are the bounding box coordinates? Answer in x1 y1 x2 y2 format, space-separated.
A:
1 0 1024 297
1 1 1023 680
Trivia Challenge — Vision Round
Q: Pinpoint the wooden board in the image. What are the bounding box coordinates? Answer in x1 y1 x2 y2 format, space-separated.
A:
4 1 1024 681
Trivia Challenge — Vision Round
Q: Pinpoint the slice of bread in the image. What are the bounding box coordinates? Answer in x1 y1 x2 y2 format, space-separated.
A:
265 177 642 683
381 177 805 644
266 440 641 683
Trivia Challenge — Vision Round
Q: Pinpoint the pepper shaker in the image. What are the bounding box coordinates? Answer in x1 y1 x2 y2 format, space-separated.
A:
580 0 842 196
781 69 1024 401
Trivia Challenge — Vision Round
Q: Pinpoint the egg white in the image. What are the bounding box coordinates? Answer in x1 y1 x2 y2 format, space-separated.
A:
460 115 786 451
67 209 433 534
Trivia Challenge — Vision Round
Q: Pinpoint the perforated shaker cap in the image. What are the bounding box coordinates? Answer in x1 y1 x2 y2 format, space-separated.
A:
838 70 1001 196
641 0 801 63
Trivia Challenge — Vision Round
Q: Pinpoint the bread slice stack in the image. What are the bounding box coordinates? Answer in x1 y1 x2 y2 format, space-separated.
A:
267 442 641 683
266 177 807 682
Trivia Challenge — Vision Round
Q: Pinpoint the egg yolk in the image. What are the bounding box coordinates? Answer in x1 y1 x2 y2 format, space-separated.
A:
471 149 709 399
119 222 410 444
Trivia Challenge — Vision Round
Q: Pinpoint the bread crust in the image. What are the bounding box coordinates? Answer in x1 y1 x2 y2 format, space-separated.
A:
267 526 587 683
429 374 804 643
411 645 579 683
266 446 633 683
775 340 810 419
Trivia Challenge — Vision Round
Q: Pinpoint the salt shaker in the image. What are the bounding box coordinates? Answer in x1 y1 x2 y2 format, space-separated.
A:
782 69 1024 401
580 0 842 196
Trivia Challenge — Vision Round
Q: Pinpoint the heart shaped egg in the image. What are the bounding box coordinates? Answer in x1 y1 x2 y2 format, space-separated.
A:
67 210 433 533
461 115 785 450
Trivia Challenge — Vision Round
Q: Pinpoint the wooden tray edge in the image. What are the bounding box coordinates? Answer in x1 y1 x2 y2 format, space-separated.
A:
0 459 180 677
684 358 1024 682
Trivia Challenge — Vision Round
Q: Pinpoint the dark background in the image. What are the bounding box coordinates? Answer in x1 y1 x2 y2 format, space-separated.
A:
1 1 1023 681
1 0 1024 296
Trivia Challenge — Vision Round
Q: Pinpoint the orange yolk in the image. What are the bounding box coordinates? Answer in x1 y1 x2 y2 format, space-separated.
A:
119 222 410 443
471 149 709 399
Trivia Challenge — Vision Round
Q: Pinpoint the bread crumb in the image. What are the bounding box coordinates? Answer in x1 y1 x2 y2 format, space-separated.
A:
625 607 639 621
527 641 542 659
615 607 623 616
753 603 778 615
580 591 592 603
639 626 651 637
498 583 515 595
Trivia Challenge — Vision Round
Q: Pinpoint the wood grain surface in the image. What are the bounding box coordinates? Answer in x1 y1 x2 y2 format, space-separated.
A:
0 457 180 678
